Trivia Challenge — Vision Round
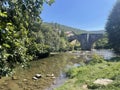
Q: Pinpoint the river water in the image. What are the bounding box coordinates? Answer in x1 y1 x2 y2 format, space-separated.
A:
46 49 116 90
92 49 116 60
0 50 116 90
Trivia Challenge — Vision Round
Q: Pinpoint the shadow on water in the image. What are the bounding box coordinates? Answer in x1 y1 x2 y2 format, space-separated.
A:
92 49 117 60
108 57 120 62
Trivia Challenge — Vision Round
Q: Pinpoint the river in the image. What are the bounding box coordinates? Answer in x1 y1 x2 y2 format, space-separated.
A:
0 49 116 90
46 49 116 90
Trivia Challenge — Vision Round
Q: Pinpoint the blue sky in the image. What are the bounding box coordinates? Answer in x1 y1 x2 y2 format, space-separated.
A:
41 0 116 31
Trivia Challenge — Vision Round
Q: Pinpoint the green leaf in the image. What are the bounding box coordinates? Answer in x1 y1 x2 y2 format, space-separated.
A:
2 44 11 48
0 12 7 17
7 23 13 26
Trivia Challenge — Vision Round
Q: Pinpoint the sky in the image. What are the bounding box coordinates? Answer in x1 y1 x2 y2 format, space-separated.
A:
41 0 116 31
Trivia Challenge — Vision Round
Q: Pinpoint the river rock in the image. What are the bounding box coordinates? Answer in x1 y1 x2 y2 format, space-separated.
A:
0 87 4 89
46 74 55 77
23 79 27 82
82 84 88 89
35 74 42 78
51 76 56 79
93 78 113 85
4 83 8 85
32 76 38 80
12 76 18 80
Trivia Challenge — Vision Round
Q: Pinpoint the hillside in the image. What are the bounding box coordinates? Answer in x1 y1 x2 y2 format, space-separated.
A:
43 22 105 34
43 22 87 34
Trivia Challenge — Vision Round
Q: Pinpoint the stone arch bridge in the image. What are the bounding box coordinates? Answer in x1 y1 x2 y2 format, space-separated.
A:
68 33 104 50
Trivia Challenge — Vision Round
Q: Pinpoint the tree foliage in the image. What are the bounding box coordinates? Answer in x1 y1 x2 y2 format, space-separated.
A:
0 0 57 76
44 22 85 34
106 0 120 54
94 34 109 49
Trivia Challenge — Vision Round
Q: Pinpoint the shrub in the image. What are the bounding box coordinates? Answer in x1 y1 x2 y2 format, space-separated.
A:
89 54 105 65
66 67 79 78
27 43 50 59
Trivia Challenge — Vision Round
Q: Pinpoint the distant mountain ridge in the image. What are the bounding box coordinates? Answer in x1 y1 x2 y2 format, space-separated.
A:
43 22 105 34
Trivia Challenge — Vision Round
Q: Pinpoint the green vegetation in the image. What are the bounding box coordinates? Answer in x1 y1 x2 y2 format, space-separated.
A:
106 0 120 54
0 0 71 76
44 22 86 34
0 2 119 90
94 34 109 49
55 55 120 90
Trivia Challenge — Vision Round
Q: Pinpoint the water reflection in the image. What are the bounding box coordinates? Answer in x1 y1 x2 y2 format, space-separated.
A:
74 63 81 67
92 49 116 60
48 49 116 90
72 49 116 60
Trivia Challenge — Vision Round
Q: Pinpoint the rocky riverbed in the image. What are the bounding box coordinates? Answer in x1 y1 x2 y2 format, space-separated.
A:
0 53 80 90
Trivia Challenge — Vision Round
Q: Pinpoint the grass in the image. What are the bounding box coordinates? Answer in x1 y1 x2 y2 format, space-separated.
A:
55 55 120 90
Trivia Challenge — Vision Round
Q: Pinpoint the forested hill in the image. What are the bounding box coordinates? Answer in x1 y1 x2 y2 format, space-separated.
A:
43 22 87 34
44 22 105 34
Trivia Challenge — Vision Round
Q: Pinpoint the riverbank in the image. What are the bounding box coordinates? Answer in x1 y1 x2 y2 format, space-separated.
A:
0 53 78 90
0 50 118 90
55 56 120 90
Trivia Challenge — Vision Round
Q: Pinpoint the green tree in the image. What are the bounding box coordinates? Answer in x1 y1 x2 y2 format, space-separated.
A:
106 0 120 54
94 34 109 49
41 24 60 51
0 0 54 76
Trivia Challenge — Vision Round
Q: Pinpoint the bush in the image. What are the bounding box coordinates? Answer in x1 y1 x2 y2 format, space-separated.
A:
27 43 50 59
89 54 105 65
66 67 79 78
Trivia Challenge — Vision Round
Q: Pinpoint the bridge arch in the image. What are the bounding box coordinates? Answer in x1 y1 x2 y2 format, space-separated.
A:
68 33 104 50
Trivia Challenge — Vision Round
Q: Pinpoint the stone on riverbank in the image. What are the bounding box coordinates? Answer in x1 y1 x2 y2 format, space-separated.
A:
32 74 42 80
46 74 55 77
32 76 38 80
35 74 42 78
12 76 18 80
93 79 113 85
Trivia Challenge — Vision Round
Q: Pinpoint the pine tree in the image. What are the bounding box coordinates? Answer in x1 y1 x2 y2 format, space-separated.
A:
106 0 120 54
